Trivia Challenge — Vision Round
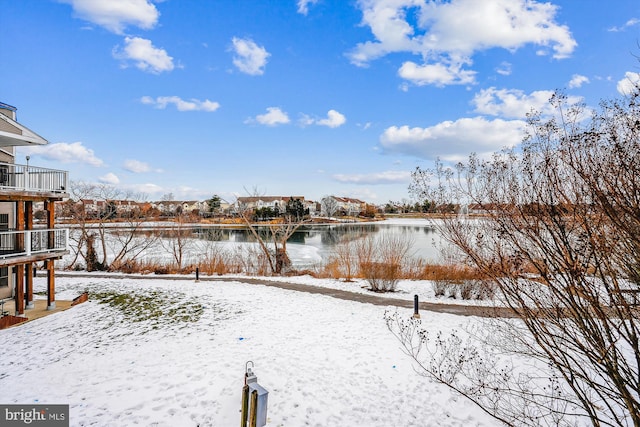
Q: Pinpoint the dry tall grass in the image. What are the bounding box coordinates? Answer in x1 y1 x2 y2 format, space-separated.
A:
70 232 495 299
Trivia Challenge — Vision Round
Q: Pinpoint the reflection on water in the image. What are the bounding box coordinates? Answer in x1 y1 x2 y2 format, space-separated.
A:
190 220 446 264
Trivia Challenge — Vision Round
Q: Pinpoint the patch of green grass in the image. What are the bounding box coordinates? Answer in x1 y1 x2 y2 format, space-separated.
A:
91 290 204 324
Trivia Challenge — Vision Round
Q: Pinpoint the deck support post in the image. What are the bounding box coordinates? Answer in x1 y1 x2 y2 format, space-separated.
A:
15 264 25 316
25 201 33 309
46 260 55 310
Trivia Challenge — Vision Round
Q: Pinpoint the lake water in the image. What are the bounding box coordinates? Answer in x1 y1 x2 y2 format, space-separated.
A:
192 218 447 268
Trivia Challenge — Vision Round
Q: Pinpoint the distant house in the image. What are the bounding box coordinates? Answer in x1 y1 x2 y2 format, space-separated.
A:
80 199 105 217
200 199 232 216
112 199 139 213
151 201 181 216
304 200 320 216
178 201 201 214
0 102 69 314
321 196 366 217
235 196 306 212
149 200 207 216
219 201 232 215
73 199 142 218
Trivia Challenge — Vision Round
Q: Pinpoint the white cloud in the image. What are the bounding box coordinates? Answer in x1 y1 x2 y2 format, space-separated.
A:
608 18 640 32
302 110 347 128
568 74 589 88
231 37 270 75
333 170 411 185
113 37 174 74
398 61 476 87
380 117 526 162
60 0 159 34
318 110 346 128
298 114 315 127
21 142 104 166
616 72 640 96
496 61 512 76
140 96 220 112
123 159 151 173
472 87 556 118
348 0 576 87
122 182 164 196
250 107 290 126
346 188 380 201
99 172 120 185
297 0 319 15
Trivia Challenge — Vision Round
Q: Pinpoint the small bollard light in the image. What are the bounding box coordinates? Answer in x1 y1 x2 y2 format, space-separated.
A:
241 361 268 427
413 294 421 319
195 267 200 282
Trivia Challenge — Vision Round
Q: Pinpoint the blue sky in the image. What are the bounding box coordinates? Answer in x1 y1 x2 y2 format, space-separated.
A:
2 0 639 204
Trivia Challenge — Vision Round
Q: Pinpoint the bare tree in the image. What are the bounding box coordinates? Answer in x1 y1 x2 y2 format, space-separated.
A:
240 208 306 274
67 181 156 271
321 196 339 218
66 181 109 270
108 215 159 271
402 89 640 425
159 213 195 271
239 189 308 274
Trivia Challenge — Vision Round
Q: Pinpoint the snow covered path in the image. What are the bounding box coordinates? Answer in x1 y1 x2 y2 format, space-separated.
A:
56 272 514 318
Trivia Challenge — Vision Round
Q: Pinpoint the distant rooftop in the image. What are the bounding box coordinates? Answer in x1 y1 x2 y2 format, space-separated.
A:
0 102 17 112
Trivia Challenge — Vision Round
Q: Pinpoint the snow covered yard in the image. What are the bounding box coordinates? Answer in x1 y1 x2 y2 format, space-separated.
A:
0 276 496 426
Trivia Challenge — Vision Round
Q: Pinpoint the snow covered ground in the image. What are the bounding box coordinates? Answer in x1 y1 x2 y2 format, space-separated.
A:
0 275 497 427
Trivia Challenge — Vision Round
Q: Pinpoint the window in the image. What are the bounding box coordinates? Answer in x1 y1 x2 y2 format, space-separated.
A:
0 267 7 287
0 214 9 254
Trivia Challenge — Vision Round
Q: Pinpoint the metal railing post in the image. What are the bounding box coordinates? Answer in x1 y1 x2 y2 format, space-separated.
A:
25 230 31 256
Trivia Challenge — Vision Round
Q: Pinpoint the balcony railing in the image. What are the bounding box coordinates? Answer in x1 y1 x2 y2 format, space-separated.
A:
0 229 69 260
0 162 68 194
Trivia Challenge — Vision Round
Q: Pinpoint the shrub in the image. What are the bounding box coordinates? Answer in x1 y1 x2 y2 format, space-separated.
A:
358 233 414 292
432 280 453 297
332 239 357 281
432 279 496 300
361 261 400 292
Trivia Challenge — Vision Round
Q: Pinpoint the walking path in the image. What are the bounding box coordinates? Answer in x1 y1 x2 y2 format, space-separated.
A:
56 272 517 318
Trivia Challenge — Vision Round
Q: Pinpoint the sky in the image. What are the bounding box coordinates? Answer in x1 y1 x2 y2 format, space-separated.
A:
1 0 639 205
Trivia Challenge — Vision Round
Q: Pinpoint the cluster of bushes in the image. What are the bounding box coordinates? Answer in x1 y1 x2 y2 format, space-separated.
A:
315 234 495 299
67 244 275 277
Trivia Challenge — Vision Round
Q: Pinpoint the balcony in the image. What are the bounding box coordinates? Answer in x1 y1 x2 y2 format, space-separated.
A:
0 162 68 197
0 229 69 266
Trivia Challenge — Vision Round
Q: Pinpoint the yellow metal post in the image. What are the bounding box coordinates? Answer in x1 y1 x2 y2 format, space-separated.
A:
240 385 249 427
249 390 258 427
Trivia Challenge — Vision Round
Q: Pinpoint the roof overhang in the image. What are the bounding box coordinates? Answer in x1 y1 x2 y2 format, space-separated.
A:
0 113 48 147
